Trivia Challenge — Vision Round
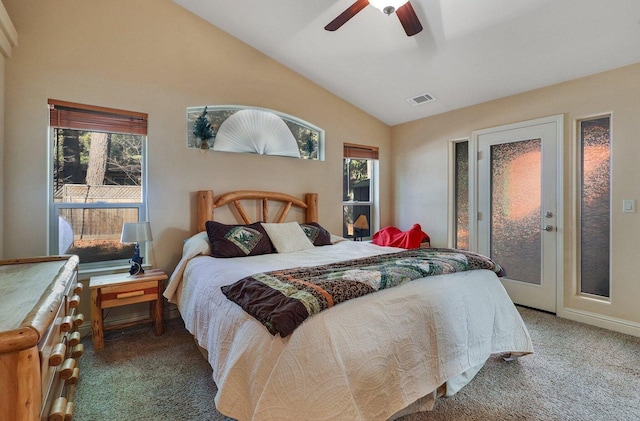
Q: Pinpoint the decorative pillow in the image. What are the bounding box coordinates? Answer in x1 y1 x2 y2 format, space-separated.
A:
261 222 314 253
205 221 274 258
299 222 332 246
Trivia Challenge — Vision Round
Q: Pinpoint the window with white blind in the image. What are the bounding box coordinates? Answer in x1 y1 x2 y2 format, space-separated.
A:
343 143 378 240
48 99 148 267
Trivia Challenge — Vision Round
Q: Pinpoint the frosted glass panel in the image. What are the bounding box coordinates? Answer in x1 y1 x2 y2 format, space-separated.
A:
490 139 541 284
454 142 469 250
580 117 610 297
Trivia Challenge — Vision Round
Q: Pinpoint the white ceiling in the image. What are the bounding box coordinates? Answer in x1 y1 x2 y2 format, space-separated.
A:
173 0 640 126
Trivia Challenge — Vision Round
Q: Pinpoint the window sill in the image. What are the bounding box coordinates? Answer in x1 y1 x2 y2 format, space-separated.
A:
78 263 151 280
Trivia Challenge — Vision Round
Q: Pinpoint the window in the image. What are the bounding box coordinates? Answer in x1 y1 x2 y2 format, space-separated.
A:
48 100 148 267
453 141 469 250
343 143 378 240
579 115 611 298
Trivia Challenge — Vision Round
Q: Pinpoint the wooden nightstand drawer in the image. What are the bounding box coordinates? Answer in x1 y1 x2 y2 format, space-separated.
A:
100 280 159 308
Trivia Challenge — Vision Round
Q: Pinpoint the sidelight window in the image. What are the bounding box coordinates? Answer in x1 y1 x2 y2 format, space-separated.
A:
578 115 611 298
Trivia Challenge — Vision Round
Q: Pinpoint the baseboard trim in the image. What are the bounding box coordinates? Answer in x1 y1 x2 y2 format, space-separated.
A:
558 307 640 337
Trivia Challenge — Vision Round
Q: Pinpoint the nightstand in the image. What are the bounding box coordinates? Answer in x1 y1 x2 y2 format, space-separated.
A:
90 269 168 351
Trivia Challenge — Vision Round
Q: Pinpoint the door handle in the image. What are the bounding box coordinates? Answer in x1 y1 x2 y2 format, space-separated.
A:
543 225 554 232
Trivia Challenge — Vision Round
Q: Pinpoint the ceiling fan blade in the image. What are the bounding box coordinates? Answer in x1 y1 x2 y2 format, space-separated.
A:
325 0 370 31
396 1 423 36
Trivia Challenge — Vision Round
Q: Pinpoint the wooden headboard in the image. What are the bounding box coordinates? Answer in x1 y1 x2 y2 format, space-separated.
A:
196 190 318 232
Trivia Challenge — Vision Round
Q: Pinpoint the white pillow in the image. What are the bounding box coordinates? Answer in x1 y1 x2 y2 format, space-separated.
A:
182 231 211 258
261 222 314 253
330 234 347 244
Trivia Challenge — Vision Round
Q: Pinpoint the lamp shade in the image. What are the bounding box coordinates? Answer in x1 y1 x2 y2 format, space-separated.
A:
121 222 153 244
353 215 369 230
368 0 408 14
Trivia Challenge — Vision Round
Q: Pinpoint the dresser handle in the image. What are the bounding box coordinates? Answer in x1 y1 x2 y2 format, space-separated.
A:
74 282 84 295
69 294 81 308
59 358 76 380
116 290 145 299
67 367 80 385
64 401 74 421
49 343 66 366
49 396 67 421
61 316 74 332
72 343 84 359
68 331 81 347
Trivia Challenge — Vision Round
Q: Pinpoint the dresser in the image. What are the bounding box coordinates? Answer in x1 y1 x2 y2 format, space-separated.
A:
0 255 82 421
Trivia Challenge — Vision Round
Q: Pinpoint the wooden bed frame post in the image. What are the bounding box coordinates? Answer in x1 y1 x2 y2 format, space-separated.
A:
197 190 214 233
305 193 318 223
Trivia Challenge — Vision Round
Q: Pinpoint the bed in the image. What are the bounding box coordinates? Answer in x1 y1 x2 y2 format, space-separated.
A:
164 190 533 420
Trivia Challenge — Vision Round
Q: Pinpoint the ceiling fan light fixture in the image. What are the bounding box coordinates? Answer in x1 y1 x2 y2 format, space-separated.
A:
368 0 409 15
325 0 422 36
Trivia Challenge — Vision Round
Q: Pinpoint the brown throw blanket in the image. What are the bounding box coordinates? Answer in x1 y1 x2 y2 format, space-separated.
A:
221 248 505 337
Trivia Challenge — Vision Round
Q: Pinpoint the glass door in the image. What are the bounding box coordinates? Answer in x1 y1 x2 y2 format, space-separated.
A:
476 117 561 313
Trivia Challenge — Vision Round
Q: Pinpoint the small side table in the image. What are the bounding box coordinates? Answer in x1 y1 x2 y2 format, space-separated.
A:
90 269 168 351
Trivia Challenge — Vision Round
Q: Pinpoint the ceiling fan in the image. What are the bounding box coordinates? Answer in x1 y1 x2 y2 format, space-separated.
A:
325 0 423 37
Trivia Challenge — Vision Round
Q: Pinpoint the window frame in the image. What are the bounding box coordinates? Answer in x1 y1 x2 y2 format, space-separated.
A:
343 143 379 241
47 100 148 272
448 138 471 250
576 113 612 299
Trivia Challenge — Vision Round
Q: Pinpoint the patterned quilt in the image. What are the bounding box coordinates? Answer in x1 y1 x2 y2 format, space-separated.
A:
221 248 505 337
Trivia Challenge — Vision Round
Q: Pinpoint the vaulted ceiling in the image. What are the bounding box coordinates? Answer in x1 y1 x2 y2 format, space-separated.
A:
173 0 640 126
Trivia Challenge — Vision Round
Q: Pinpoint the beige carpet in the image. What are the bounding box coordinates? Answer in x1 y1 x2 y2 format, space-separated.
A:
74 307 640 421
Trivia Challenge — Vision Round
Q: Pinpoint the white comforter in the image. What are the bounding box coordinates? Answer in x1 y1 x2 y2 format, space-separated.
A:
165 234 533 420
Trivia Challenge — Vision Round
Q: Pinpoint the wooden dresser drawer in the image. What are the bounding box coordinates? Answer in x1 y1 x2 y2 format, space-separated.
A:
40 276 83 421
39 295 67 402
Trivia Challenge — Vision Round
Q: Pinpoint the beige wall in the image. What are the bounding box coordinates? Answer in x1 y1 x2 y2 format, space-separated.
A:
0 0 17 259
392 63 640 334
0 53 4 259
3 0 391 271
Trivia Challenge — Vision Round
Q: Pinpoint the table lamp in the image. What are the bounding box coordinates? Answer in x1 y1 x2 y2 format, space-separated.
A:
121 222 153 275
353 214 369 241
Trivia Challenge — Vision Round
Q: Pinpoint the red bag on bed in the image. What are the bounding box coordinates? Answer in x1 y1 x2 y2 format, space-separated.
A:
372 224 430 249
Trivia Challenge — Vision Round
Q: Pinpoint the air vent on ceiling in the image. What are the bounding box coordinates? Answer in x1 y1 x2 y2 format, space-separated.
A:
406 92 436 106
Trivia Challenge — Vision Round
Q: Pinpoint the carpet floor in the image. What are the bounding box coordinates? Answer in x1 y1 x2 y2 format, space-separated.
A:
74 307 640 421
